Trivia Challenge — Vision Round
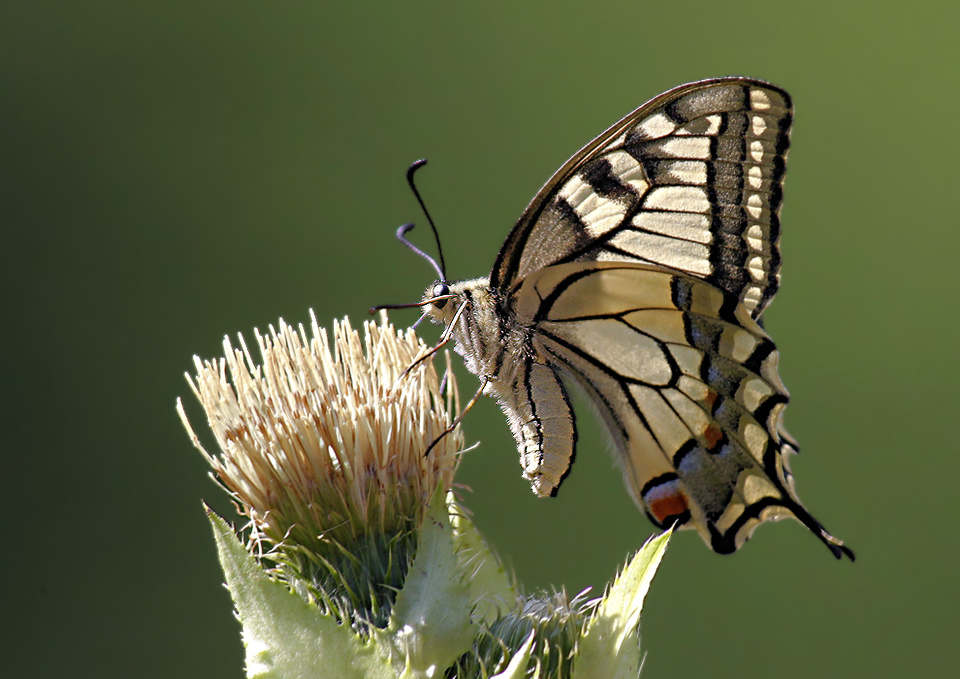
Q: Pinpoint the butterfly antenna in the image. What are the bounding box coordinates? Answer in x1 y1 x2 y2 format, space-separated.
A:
406 159 447 280
371 160 449 314
395 223 445 282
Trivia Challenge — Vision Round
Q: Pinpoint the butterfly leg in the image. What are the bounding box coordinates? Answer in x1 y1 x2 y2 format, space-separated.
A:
423 376 489 458
398 300 470 384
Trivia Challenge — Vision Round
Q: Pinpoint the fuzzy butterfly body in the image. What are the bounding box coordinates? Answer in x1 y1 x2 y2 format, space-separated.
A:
421 78 852 558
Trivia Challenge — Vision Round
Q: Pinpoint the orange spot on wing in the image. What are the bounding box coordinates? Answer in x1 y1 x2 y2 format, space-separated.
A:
703 423 723 449
647 488 689 524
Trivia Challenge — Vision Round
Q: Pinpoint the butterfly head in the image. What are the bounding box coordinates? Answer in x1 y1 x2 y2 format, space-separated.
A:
421 280 462 327
421 277 493 328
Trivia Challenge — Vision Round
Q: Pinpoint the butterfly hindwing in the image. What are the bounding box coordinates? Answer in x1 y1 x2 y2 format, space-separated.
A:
493 78 791 319
514 261 834 553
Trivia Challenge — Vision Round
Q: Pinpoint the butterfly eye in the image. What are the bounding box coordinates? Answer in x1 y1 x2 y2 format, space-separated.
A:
432 282 450 308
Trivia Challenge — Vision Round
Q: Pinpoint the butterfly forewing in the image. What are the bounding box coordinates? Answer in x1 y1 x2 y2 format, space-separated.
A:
493 78 791 319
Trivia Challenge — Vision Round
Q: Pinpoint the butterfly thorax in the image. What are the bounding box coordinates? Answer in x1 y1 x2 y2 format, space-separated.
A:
423 278 532 387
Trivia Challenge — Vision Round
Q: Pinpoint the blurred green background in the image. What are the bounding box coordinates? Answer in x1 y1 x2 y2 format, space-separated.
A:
4 2 957 677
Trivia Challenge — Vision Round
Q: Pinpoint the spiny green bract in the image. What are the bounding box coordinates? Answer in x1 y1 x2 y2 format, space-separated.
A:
212 494 670 679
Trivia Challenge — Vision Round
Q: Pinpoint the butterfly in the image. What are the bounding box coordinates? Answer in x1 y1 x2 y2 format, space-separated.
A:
394 77 852 559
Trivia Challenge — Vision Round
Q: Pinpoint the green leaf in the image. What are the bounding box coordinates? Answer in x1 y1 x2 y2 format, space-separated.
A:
383 487 478 678
449 493 517 625
208 510 394 679
572 529 672 679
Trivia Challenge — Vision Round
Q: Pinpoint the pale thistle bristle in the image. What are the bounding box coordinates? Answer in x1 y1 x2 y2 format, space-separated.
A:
178 311 463 628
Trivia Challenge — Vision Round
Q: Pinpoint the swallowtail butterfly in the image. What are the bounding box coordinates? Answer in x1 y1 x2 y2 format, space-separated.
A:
405 77 852 558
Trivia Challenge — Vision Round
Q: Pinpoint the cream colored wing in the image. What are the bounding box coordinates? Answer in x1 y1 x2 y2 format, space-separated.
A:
514 261 851 558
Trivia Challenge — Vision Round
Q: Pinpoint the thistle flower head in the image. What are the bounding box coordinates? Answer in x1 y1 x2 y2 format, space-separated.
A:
178 312 463 625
